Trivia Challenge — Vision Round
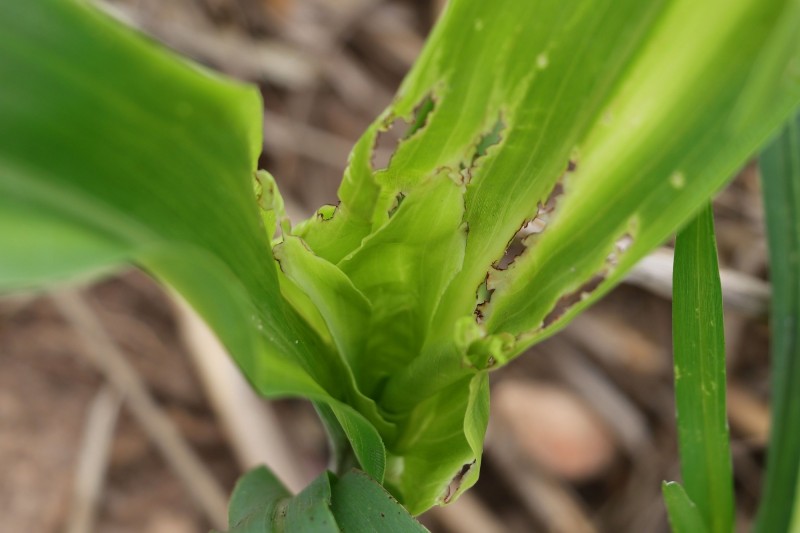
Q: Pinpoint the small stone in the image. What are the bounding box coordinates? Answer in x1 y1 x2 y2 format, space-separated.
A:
492 381 616 480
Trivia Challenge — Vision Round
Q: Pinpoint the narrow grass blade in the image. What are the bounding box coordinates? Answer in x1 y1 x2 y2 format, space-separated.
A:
671 203 734 533
663 482 711 533
755 112 800 533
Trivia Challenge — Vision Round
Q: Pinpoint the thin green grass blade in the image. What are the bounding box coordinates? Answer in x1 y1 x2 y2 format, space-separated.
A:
663 482 711 533
755 112 800 533
671 203 734 533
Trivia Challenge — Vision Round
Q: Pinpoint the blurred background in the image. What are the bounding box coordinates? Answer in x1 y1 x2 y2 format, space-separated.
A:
0 0 774 531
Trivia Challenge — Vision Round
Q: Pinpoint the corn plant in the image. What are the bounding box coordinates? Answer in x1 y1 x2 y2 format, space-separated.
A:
1 0 799 531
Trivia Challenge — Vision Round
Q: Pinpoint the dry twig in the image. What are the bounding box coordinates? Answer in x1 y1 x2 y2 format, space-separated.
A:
66 386 121 533
51 289 228 530
486 429 597 533
626 247 770 318
173 294 307 493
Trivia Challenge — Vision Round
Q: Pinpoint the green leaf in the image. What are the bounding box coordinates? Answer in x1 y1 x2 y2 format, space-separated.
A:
373 0 800 412
336 174 467 398
382 372 489 515
793 482 800 533
330 470 429 533
296 173 476 513
483 0 800 350
283 473 340 533
299 0 799 513
324 403 386 483
224 466 427 533
663 482 711 533
273 235 396 457
227 466 291 532
671 203 733 533
285 0 683 513
274 235 372 369
227 467 339 533
0 0 386 483
755 111 800 533
314 402 361 477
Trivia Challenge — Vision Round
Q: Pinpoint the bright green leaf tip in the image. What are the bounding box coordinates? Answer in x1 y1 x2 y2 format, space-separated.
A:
663 481 711 533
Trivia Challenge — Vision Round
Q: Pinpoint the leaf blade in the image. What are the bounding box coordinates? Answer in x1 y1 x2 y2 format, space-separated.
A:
227 466 292 533
330 470 429 532
0 0 388 484
671 203 734 533
755 111 800 533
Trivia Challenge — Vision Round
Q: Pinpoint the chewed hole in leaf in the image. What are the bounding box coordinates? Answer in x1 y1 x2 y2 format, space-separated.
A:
371 94 436 172
388 192 406 217
493 178 565 271
406 94 435 137
460 117 506 184
494 230 527 271
475 118 505 157
542 274 606 328
474 274 494 323
372 116 407 171
606 232 634 266
441 461 476 504
539 226 634 330
539 179 565 217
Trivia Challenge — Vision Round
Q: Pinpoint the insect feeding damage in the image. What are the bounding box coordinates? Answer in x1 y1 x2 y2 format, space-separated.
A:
440 461 477 505
459 117 506 185
490 165 569 275
371 93 437 172
540 227 637 330
474 160 642 348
